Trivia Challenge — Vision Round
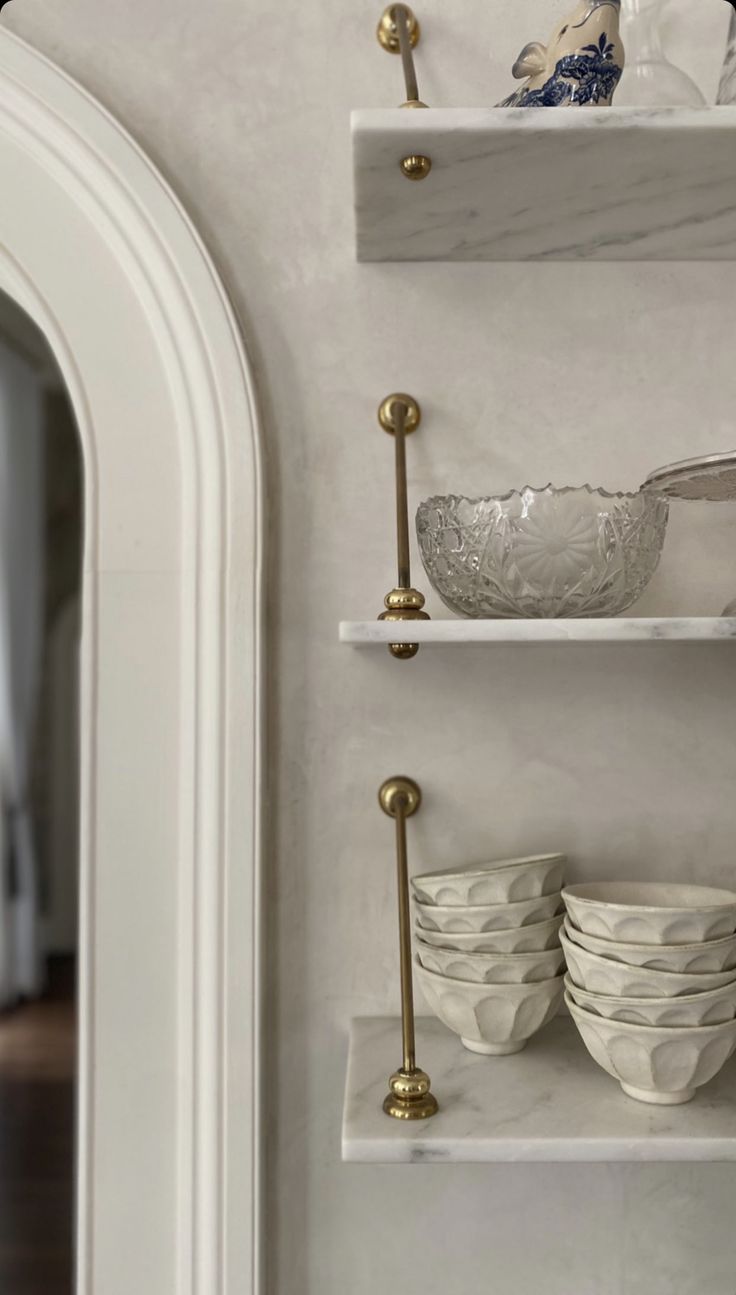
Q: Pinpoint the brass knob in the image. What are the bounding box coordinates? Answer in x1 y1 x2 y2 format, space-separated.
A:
377 4 420 53
400 154 432 181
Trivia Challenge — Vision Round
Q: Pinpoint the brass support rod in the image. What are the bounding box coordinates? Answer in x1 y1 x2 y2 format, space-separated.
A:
376 5 429 109
377 393 430 661
395 3 420 105
392 398 411 590
379 777 438 1121
394 791 416 1072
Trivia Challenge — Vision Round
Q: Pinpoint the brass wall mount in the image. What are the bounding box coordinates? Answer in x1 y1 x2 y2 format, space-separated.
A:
376 1 433 181
377 393 430 660
376 3 420 55
379 776 438 1121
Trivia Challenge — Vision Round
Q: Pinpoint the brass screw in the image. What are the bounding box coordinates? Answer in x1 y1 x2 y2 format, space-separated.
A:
400 154 432 181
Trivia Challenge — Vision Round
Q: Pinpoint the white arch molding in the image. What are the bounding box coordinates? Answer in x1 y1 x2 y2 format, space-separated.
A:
0 27 264 1295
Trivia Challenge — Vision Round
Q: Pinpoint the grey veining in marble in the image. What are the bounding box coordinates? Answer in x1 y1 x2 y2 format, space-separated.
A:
343 1017 736 1162
340 618 736 645
353 108 736 261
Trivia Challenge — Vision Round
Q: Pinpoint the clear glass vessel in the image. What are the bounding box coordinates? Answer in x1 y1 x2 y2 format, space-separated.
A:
415 487 669 620
617 0 706 107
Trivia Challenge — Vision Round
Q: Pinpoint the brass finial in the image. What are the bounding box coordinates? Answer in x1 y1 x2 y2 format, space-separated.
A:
377 394 430 660
376 4 420 54
379 776 438 1120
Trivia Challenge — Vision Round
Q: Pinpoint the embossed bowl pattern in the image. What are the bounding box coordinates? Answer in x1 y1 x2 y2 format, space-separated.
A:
416 959 565 1055
561 931 736 999
415 915 564 954
415 891 562 934
563 919 736 974
411 854 566 907
564 975 736 1028
416 939 565 985
416 487 669 620
562 882 736 945
567 995 736 1104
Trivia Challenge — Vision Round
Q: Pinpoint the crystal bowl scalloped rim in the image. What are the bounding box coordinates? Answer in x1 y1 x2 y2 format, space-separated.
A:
415 485 669 620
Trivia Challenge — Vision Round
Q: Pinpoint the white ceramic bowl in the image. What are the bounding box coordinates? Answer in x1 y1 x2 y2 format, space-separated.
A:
561 929 736 998
563 919 736 974
416 939 565 985
416 958 564 1055
567 994 736 1104
411 854 565 907
415 915 564 954
415 892 562 935
562 882 736 945
564 975 736 1028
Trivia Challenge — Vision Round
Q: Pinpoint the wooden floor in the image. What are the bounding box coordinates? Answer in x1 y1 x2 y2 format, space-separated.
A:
0 960 75 1294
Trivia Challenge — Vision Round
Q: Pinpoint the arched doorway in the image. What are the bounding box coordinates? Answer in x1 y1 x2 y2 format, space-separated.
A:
0 26 264 1295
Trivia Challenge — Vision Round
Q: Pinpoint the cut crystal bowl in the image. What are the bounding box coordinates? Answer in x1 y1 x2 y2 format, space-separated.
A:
416 486 669 619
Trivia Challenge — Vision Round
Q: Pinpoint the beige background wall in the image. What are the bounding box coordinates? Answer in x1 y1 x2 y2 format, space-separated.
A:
6 2 736 1292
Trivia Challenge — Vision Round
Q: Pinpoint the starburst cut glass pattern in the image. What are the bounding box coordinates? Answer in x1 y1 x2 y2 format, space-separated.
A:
416 486 669 619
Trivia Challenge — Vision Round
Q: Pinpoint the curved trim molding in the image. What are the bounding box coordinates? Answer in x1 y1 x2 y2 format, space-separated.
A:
0 28 264 1295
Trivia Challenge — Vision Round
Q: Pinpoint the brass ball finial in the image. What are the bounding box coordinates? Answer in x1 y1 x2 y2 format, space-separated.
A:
384 1068 439 1120
378 776 422 818
378 393 421 435
377 4 421 53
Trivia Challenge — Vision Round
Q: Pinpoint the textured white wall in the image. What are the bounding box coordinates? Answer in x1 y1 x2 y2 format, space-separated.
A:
6 2 736 1292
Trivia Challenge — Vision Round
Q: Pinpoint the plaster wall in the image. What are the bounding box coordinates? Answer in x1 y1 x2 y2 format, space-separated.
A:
6 2 736 1292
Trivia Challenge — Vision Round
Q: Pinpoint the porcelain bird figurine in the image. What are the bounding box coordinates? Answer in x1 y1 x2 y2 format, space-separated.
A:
718 0 736 104
499 0 625 107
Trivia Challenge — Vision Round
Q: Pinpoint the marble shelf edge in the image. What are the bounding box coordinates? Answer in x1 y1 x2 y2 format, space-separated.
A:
352 107 736 262
339 619 736 645
342 1018 736 1164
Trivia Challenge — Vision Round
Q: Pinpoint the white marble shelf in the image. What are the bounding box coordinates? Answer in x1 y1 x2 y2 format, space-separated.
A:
353 107 736 262
343 1018 736 1163
340 618 736 646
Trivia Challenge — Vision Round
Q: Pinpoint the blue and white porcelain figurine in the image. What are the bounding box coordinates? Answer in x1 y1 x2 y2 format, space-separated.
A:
718 0 736 104
499 0 625 107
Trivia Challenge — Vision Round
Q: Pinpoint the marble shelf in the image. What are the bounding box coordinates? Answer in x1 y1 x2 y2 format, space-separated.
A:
353 107 736 262
340 618 736 646
343 1017 736 1163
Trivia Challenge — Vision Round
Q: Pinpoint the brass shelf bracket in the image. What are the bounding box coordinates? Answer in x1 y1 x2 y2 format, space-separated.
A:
376 4 432 177
379 776 438 1121
377 392 430 661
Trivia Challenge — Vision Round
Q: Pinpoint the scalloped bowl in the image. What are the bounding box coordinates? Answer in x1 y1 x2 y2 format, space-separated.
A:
411 854 565 907
563 919 736 974
560 930 736 998
416 939 565 985
564 975 736 1028
416 958 564 1055
562 882 736 945
416 487 668 619
567 995 736 1104
415 915 564 954
415 891 562 934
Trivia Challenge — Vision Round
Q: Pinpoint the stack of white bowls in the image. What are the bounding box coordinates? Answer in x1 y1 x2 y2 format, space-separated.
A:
412 854 566 1055
562 881 736 1105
